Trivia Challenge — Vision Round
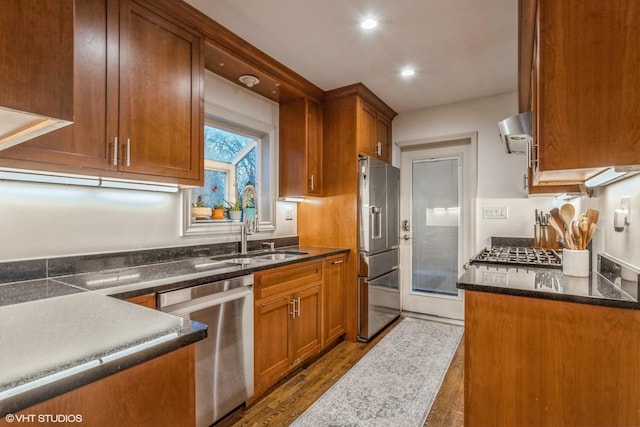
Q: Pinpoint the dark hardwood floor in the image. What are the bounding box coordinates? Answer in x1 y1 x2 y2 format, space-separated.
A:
216 317 464 427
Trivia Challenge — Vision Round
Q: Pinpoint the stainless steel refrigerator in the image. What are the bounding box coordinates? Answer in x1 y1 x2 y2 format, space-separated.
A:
358 156 401 341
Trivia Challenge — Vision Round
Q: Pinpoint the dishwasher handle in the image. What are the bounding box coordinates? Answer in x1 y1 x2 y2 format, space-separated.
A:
161 286 253 317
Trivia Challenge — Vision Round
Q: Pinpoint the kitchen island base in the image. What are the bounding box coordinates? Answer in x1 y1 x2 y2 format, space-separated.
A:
465 290 640 427
2 345 195 427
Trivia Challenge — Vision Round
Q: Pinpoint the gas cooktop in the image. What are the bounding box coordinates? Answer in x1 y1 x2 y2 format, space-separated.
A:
470 246 562 269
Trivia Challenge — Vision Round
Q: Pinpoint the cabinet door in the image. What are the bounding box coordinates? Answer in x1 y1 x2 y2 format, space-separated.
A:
118 0 203 184
0 1 73 121
254 295 291 393
358 101 379 159
0 0 113 172
377 116 391 163
323 255 346 347
535 0 640 178
279 98 322 196
291 284 322 365
125 293 156 309
306 100 323 195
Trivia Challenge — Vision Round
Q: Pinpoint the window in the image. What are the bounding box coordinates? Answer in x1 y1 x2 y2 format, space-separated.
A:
182 116 275 236
191 124 257 211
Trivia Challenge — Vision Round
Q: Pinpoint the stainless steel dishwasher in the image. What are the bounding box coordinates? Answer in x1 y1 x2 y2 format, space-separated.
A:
159 274 253 427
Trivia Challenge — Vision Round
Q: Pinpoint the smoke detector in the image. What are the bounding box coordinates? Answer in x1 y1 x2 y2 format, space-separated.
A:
239 74 260 88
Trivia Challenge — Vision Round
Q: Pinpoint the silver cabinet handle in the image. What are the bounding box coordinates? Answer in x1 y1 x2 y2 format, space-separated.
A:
113 137 118 166
376 141 382 156
126 138 131 167
524 174 529 190
527 139 539 169
296 297 301 318
309 174 314 190
331 259 344 265
289 298 296 318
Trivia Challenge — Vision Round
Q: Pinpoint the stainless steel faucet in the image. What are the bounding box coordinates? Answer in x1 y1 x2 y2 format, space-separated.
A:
240 184 259 254
262 241 275 251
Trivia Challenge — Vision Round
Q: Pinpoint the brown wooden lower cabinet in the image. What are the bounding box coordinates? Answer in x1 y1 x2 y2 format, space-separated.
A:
6 345 195 427
465 290 640 427
253 260 327 399
323 254 346 346
124 292 156 309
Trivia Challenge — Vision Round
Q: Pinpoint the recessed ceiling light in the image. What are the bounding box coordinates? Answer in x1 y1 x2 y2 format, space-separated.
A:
400 68 415 78
360 18 378 30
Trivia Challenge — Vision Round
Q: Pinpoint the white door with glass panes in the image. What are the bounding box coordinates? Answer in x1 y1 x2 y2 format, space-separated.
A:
399 137 476 320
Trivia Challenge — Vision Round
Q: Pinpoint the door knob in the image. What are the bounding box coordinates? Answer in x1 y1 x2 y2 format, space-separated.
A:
403 234 411 240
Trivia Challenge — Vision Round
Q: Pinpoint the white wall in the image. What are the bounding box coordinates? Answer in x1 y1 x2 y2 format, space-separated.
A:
585 174 640 269
394 91 527 198
393 91 558 251
0 72 296 262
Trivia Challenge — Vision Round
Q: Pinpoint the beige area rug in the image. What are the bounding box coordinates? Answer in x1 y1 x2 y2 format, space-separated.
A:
292 316 463 427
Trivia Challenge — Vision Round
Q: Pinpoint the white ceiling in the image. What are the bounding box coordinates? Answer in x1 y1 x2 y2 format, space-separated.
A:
184 0 518 114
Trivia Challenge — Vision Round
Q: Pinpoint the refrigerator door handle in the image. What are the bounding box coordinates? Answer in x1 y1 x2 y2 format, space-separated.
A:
370 206 382 239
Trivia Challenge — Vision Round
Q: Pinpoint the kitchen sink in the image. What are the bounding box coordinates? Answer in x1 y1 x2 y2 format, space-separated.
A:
253 253 296 261
224 257 270 265
272 250 309 255
210 250 309 264
252 250 309 260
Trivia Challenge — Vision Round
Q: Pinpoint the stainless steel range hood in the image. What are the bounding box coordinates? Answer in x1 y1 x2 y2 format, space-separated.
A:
498 111 532 154
0 106 72 152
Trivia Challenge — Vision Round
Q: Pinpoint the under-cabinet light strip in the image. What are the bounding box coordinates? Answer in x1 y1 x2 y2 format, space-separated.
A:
0 167 179 193
585 168 627 188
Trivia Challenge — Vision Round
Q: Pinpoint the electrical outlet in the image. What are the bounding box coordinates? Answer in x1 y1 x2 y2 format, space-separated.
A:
621 196 631 225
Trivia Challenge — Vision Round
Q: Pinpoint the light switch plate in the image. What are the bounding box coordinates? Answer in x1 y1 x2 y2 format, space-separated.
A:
285 208 293 221
483 206 508 219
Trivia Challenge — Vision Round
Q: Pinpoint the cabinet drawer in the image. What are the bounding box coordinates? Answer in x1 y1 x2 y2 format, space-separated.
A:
255 260 322 300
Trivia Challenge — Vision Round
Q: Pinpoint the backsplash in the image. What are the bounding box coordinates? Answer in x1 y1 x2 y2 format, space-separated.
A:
0 237 299 285
598 253 639 300
596 174 640 268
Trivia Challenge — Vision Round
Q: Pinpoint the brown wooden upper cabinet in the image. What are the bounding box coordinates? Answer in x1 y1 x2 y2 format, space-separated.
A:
521 0 640 186
279 97 323 196
0 0 204 186
0 1 74 138
358 100 392 163
323 84 396 166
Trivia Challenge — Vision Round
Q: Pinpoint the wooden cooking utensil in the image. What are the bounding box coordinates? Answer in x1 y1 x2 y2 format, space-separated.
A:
550 208 566 231
560 204 575 229
548 217 565 246
579 216 589 250
585 223 597 247
586 208 600 226
572 222 582 250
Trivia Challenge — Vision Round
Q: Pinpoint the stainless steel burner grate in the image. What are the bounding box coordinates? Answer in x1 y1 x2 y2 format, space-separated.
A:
471 246 562 268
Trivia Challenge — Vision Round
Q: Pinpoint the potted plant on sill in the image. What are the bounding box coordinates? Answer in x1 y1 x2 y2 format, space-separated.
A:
225 199 242 221
191 196 212 220
212 203 226 220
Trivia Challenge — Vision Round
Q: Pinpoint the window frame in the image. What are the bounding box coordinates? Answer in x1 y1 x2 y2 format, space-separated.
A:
181 109 277 237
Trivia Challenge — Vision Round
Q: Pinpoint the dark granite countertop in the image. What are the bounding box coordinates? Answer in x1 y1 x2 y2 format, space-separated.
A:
0 243 347 416
457 263 639 310
53 245 348 300
0 279 84 307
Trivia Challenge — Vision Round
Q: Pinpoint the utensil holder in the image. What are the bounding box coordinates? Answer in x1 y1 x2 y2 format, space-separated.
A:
562 249 590 277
